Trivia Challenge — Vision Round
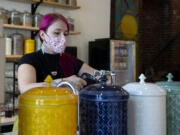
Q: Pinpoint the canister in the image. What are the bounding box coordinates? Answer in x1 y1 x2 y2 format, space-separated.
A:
35 35 41 51
67 0 77 6
0 8 8 24
67 17 74 31
33 13 42 28
123 74 166 135
58 0 67 4
9 9 21 25
156 73 180 135
5 37 12 55
22 11 32 27
79 72 129 135
18 76 78 135
11 32 24 55
24 38 35 54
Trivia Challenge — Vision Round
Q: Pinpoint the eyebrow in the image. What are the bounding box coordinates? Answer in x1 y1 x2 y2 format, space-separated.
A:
54 28 68 31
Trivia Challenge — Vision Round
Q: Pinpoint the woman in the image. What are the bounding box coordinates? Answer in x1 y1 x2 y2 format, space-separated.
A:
18 13 98 93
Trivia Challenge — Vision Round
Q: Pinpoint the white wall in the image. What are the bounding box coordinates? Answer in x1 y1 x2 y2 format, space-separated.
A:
1 0 110 63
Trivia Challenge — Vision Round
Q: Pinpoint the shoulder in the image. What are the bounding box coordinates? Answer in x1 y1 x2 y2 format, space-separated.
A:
18 50 42 67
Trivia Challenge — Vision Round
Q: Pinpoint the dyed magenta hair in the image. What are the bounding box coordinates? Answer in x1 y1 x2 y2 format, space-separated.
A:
38 13 69 42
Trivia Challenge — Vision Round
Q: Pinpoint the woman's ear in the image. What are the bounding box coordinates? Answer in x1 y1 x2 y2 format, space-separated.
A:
39 30 46 41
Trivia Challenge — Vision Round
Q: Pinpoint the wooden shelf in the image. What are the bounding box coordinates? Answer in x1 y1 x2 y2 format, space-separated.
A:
6 55 23 62
3 24 39 31
4 24 81 35
8 0 80 9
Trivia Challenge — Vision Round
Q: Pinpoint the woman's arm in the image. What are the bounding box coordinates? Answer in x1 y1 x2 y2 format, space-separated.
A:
78 63 98 76
18 64 44 94
18 64 87 93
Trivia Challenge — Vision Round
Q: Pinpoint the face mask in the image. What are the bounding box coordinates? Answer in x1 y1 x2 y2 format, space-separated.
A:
43 33 66 54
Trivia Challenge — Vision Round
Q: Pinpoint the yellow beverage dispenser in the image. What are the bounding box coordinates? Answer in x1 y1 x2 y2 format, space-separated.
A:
24 38 35 54
18 76 78 135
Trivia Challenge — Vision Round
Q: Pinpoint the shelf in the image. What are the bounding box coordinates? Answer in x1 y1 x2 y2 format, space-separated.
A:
6 55 23 62
8 0 80 9
4 24 81 35
3 24 39 31
69 31 81 35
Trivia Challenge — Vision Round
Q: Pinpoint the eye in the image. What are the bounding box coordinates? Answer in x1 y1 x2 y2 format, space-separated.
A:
64 31 69 36
54 32 61 36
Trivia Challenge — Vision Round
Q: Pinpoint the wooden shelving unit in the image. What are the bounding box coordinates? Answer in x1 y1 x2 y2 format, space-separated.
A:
3 24 39 31
3 24 81 35
6 55 23 62
8 0 80 9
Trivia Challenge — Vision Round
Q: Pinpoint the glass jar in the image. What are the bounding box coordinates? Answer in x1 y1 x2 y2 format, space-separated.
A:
44 0 57 2
11 32 24 55
0 8 8 24
58 0 67 4
9 9 21 25
23 11 32 27
67 0 77 6
35 35 41 51
67 17 74 31
33 13 42 27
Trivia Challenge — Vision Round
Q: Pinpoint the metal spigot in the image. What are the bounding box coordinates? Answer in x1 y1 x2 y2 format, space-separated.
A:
94 70 116 85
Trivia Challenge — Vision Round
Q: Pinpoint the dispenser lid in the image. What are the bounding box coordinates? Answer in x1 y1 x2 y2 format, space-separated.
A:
123 74 166 96
79 84 129 102
156 73 180 91
19 75 77 106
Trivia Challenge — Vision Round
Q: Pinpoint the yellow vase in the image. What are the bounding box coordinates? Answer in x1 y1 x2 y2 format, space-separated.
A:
18 76 78 135
24 38 35 54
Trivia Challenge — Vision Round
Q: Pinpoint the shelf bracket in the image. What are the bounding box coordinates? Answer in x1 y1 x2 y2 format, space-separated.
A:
31 0 43 39
31 31 38 39
31 0 43 15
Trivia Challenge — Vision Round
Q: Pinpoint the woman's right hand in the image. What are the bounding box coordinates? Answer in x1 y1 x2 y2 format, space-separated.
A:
63 75 87 90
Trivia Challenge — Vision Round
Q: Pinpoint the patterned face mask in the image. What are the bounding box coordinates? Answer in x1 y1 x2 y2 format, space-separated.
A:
43 33 66 54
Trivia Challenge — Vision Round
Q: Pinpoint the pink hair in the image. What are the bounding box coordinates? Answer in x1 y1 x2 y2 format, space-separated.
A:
38 13 70 42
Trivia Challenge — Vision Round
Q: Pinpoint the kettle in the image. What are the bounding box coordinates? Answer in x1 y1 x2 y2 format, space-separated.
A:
79 71 129 135
18 75 78 135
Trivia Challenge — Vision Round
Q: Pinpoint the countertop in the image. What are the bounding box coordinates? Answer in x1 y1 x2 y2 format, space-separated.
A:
1 132 17 135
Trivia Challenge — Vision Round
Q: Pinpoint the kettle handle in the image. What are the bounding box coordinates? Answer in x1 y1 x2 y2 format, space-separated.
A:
56 81 78 95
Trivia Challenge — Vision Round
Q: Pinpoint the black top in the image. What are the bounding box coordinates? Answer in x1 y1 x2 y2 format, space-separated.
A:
18 50 84 82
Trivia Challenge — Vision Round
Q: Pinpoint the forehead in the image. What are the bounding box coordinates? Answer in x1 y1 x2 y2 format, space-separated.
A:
47 19 68 32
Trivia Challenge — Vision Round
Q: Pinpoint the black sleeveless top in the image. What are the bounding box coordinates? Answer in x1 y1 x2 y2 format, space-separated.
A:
18 50 84 82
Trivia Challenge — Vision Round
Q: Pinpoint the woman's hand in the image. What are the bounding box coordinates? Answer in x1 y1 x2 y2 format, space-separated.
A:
63 75 87 90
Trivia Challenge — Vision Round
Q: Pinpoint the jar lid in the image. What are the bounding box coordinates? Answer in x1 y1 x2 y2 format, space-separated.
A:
156 73 180 92
23 11 31 16
19 75 77 106
123 74 166 96
79 84 129 102
11 9 19 14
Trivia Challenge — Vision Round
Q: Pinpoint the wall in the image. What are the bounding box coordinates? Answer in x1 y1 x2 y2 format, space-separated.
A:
138 0 180 81
0 0 110 63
